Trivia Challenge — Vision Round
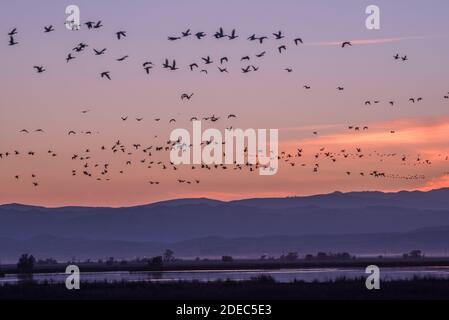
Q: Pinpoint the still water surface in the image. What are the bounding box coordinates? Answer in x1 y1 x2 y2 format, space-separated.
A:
2 266 449 285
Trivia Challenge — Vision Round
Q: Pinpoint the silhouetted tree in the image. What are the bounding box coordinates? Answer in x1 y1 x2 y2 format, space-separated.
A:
17 254 35 273
150 256 163 267
280 252 298 262
222 255 234 262
316 252 328 260
37 257 57 265
335 252 351 260
164 249 174 261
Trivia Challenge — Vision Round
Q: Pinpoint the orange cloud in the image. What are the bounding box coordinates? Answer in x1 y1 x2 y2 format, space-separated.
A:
419 175 449 192
281 116 449 153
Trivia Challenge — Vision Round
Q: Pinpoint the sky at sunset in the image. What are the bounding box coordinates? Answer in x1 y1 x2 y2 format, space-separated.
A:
1 0 449 207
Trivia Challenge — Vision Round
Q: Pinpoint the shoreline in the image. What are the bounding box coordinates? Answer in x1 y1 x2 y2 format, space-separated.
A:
2 256 449 275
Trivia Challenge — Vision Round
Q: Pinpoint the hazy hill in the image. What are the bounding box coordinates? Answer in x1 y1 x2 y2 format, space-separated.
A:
1 189 449 260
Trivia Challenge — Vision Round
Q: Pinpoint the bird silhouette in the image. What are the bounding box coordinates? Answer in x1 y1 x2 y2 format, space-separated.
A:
181 93 194 100
202 56 213 64
214 27 226 39
294 38 303 45
66 53 75 63
163 59 178 70
73 43 88 52
116 55 129 62
44 25 55 33
116 31 127 40
248 34 268 43
8 28 17 36
100 71 111 80
85 21 95 29
9 35 18 46
257 36 268 44
143 61 153 74
93 48 107 55
93 21 103 29
342 41 352 48
273 31 284 39
195 32 206 39
33 66 45 73
241 66 251 73
228 29 238 40
189 63 198 71
181 29 191 37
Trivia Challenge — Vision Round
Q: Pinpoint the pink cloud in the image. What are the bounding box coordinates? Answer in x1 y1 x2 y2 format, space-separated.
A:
418 175 449 192
307 36 430 47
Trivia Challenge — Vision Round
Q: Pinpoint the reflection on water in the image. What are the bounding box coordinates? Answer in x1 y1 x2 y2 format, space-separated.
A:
1 266 449 285
16 273 34 283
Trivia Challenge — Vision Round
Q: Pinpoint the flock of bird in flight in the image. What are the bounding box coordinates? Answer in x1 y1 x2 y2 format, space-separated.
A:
3 21 449 189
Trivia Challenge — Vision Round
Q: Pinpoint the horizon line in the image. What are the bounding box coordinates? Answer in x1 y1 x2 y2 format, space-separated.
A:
1 187 447 210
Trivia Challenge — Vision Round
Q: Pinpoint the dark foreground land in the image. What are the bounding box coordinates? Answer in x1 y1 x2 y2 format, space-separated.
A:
1 277 449 300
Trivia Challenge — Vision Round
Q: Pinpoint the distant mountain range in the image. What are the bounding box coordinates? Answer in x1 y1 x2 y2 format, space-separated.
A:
1 188 449 261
